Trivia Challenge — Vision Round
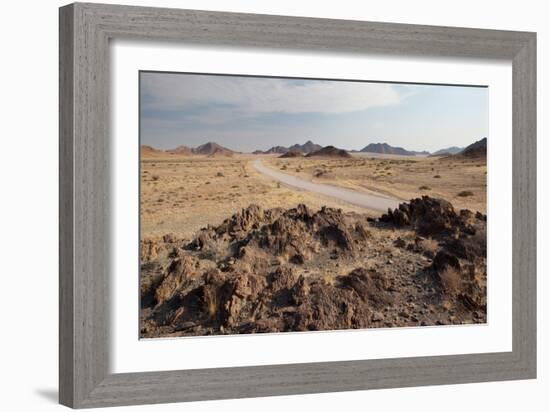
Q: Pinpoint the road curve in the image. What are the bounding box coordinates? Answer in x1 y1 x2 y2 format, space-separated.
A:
252 159 401 213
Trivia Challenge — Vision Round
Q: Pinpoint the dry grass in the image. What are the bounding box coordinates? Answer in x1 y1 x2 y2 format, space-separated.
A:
323 274 335 286
420 237 439 254
203 289 218 320
439 266 462 296
140 153 373 239
265 153 486 213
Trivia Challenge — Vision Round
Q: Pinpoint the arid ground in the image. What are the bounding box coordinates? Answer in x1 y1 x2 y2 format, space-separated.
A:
140 150 487 338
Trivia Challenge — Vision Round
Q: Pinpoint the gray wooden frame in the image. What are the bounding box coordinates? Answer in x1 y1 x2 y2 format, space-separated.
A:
59 2 536 408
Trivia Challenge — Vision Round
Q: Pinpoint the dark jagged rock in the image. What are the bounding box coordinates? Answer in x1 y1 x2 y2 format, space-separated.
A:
380 196 467 237
140 198 487 337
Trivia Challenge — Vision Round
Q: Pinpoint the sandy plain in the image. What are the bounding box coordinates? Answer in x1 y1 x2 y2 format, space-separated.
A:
140 152 486 240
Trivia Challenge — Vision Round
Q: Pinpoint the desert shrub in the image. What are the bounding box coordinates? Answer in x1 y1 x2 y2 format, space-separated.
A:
457 190 474 197
439 266 462 296
203 288 218 320
419 185 431 190
433 174 441 178
421 238 439 255
216 172 224 177
151 175 159 181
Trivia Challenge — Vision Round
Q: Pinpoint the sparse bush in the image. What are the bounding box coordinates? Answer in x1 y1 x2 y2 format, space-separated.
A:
216 172 224 177
439 266 462 296
323 274 335 286
420 238 439 255
151 175 159 181
457 190 474 197
419 185 431 190
203 289 218 320
433 174 441 178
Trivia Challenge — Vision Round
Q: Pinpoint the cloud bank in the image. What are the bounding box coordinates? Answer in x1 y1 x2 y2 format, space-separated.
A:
141 73 404 115
140 72 488 153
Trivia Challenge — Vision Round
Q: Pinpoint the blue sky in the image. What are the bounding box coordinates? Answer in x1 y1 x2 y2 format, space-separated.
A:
140 72 488 153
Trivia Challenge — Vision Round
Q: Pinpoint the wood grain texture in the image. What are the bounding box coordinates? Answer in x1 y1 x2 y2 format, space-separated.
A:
59 2 537 408
59 4 75 407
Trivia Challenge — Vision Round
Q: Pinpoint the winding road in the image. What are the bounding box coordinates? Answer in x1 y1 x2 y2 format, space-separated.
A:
252 159 401 213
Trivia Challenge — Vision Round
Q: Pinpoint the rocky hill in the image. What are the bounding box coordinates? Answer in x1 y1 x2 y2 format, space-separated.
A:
429 146 463 156
459 138 487 158
140 196 487 337
166 145 193 155
306 145 351 158
193 142 235 156
288 140 323 154
360 143 428 156
253 146 288 155
255 140 322 155
140 145 166 156
279 151 303 158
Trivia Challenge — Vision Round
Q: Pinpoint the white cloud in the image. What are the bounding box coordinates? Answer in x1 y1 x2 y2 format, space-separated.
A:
141 73 404 115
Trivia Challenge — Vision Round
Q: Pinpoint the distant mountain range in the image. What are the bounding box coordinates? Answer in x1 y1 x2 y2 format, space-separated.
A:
429 138 486 158
142 138 486 159
140 145 166 156
166 144 193 155
359 143 429 156
279 151 303 158
253 146 288 155
254 140 322 155
429 146 463 156
142 142 236 157
192 142 235 156
306 146 351 158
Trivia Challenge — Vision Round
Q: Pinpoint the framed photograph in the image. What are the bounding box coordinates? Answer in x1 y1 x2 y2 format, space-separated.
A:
59 2 536 408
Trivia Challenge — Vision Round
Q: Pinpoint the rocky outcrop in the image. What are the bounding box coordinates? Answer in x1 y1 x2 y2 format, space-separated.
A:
306 146 351 158
380 196 487 313
279 151 303 158
140 197 487 338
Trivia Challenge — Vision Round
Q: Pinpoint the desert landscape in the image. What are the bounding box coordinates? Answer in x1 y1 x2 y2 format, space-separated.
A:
139 138 487 338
